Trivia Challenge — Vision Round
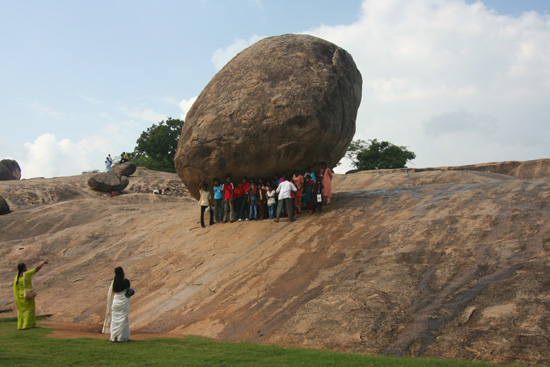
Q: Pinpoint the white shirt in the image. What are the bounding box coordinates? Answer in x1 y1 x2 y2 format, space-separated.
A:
199 189 211 206
276 180 297 200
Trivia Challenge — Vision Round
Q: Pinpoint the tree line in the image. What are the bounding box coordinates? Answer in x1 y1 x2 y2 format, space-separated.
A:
128 118 415 173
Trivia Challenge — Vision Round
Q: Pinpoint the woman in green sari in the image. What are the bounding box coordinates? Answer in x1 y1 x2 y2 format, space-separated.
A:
13 260 48 330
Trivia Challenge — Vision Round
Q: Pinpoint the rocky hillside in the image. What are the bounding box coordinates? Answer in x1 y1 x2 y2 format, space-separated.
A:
1 160 550 365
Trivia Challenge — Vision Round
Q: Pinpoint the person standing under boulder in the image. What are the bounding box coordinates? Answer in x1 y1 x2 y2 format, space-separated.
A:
198 181 214 228
257 179 267 220
213 178 224 223
303 173 314 210
248 185 259 220
222 175 235 223
274 177 297 222
312 175 324 214
305 166 316 182
234 182 244 222
292 170 304 215
266 182 277 219
237 177 250 222
320 162 333 205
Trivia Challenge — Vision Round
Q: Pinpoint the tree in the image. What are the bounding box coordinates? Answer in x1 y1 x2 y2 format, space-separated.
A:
130 117 184 173
346 139 416 172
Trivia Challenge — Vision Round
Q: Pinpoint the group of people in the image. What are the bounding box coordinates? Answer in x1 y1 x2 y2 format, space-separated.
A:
105 152 130 172
198 162 333 227
14 261 133 342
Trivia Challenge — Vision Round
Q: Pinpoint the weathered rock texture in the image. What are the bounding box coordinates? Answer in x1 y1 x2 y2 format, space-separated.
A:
373 158 550 180
0 159 21 180
87 172 129 192
111 162 137 177
0 195 9 214
2 160 550 365
175 34 362 200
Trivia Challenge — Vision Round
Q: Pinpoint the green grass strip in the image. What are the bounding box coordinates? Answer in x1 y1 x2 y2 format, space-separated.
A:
0 320 539 367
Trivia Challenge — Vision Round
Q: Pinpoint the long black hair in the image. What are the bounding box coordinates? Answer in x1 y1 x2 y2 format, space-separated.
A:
16 263 26 283
113 266 125 290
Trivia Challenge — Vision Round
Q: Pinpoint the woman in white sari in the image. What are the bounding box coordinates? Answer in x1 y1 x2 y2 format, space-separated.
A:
102 267 132 342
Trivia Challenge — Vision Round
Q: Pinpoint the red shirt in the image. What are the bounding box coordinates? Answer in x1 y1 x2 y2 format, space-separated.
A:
234 186 243 198
222 183 234 200
241 183 251 194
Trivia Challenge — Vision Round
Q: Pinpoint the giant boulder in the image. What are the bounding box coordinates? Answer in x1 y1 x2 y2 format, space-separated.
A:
175 34 362 199
0 159 21 180
111 161 137 177
0 195 10 215
88 172 129 193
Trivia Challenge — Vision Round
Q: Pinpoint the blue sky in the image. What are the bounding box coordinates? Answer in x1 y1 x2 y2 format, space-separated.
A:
1 0 549 178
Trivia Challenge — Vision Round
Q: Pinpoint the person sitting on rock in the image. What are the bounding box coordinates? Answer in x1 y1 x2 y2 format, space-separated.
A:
120 152 129 164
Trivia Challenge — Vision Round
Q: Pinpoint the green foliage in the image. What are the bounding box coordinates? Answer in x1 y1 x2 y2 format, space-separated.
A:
0 320 514 367
346 139 416 172
131 117 184 173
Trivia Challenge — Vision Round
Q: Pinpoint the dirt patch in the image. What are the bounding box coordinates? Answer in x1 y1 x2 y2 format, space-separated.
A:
43 322 187 341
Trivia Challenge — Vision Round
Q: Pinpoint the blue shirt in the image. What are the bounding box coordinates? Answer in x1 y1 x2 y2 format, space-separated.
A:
213 184 224 200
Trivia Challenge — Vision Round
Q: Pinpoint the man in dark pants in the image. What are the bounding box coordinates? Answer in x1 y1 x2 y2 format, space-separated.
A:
274 176 297 222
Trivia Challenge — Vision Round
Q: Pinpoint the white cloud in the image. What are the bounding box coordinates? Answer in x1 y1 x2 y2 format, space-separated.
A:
305 0 550 168
179 96 197 120
211 35 265 70
20 133 115 178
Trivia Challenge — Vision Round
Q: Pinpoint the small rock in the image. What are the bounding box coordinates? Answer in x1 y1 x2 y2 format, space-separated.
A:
111 162 137 177
88 172 129 192
0 159 21 180
0 195 10 215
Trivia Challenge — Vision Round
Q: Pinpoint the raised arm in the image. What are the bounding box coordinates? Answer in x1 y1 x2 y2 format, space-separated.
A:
35 260 48 272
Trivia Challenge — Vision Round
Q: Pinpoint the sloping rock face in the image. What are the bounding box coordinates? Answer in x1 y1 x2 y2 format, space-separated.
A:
377 159 550 180
0 195 9 214
448 159 550 179
2 162 550 365
175 34 362 200
87 172 129 192
0 159 21 180
111 162 137 177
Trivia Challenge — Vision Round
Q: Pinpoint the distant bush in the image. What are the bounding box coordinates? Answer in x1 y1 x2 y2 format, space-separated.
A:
345 139 416 171
130 117 184 173
82 169 100 174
